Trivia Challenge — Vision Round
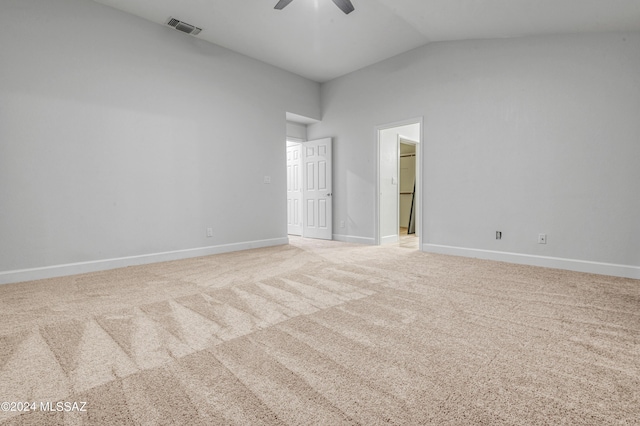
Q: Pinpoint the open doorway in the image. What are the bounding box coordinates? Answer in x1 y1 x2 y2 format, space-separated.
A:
399 139 418 249
376 118 422 250
285 114 334 241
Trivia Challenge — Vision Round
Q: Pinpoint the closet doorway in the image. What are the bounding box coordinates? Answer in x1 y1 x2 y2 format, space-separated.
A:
376 118 422 250
399 139 418 249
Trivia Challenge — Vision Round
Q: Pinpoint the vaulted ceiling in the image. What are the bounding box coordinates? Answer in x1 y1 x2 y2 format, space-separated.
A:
92 0 640 82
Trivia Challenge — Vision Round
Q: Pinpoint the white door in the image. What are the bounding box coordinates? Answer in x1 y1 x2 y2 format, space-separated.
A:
286 142 303 235
303 138 332 240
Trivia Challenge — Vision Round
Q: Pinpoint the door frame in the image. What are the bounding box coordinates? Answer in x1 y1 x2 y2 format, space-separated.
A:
375 117 423 249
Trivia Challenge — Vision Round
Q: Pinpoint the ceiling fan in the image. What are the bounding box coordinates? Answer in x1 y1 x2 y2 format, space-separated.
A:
274 0 355 15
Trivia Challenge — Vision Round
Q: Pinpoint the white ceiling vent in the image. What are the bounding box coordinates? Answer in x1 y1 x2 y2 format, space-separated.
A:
166 17 202 36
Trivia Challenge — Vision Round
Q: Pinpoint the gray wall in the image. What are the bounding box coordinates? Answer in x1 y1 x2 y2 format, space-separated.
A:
309 33 640 277
0 0 320 281
2 0 638 282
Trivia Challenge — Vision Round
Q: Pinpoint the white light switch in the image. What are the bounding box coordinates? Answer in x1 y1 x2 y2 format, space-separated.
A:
391 177 397 185
263 176 271 184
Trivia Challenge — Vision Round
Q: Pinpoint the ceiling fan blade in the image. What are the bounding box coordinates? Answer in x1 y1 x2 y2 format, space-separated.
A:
331 0 355 14
274 0 294 10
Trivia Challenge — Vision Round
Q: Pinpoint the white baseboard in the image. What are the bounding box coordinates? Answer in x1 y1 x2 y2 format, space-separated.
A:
422 244 640 280
332 234 375 245
381 235 399 245
0 237 289 285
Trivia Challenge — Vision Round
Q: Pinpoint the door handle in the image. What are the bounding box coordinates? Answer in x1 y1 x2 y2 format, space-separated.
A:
326 193 332 197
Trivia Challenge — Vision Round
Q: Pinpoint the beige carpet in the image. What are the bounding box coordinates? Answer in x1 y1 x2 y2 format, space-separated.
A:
0 237 638 425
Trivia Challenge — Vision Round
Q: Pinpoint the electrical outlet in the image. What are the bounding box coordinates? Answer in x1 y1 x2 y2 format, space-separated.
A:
538 233 547 244
340 220 345 228
206 227 213 237
496 231 502 240
263 176 271 184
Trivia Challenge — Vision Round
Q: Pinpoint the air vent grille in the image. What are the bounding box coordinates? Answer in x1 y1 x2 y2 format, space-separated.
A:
166 17 202 36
